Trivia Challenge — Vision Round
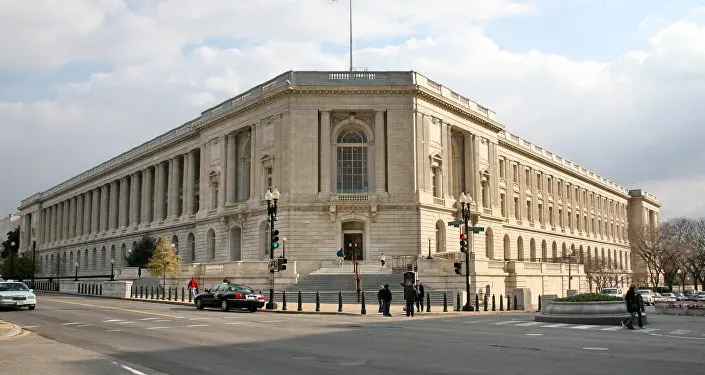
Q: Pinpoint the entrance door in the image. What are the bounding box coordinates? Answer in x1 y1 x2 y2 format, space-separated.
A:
343 233 364 261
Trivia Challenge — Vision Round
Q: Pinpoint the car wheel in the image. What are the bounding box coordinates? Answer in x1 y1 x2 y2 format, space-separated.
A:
28 305 36 310
248 306 257 313
196 298 204 310
221 299 230 312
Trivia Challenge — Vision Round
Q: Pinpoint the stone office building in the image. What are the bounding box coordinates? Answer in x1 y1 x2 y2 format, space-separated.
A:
17 71 660 301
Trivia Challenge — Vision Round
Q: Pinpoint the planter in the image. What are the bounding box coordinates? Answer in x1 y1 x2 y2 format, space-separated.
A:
535 300 647 325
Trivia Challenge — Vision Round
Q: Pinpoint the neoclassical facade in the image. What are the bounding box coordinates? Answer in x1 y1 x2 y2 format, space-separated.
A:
17 71 660 298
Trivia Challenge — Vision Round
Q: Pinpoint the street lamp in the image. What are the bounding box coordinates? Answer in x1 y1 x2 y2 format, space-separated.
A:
282 237 287 258
9 241 17 280
349 241 361 301
74 261 79 282
427 238 433 260
110 258 115 281
458 192 474 311
265 187 280 310
567 251 576 293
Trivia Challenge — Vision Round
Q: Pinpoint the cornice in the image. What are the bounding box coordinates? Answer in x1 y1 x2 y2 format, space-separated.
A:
414 86 504 134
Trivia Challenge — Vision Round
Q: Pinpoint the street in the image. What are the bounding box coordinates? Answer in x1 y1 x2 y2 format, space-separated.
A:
0 292 704 375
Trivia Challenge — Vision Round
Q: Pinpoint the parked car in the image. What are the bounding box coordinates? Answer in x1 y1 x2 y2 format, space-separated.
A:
638 289 656 305
600 288 624 298
194 282 265 312
658 293 677 302
683 290 699 301
672 292 685 301
0 281 37 310
696 292 705 302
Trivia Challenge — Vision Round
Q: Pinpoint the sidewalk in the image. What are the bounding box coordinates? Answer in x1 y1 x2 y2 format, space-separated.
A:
0 320 22 339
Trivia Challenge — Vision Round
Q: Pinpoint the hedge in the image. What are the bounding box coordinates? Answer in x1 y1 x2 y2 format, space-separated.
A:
555 293 623 302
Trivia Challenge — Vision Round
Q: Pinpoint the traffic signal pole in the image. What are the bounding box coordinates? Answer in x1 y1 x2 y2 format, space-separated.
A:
265 188 280 310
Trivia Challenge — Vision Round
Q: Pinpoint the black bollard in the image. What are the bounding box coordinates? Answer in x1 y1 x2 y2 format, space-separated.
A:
361 291 367 315
500 294 504 311
282 291 287 311
443 292 448 312
475 294 480 313
297 291 303 312
182 287 185 302
426 292 431 313
456 292 461 312
140 285 144 299
315 291 321 312
189 287 193 303
514 295 519 311
507 295 511 311
161 286 165 300
168 287 172 301
492 294 496 311
484 296 488 311
151 286 154 299
538 295 542 311
338 291 343 313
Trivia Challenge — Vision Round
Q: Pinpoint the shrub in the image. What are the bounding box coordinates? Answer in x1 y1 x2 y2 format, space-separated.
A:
555 293 623 302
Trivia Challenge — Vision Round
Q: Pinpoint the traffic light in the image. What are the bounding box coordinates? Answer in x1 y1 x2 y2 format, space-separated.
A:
454 262 462 275
271 229 280 250
460 233 468 253
277 258 287 271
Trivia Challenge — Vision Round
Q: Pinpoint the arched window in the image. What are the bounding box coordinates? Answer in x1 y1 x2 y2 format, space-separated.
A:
84 249 88 271
485 228 494 259
92 248 97 271
188 233 196 262
260 221 270 260
435 220 445 253
529 238 536 262
541 240 547 261
207 229 216 260
336 129 368 193
172 235 179 255
517 237 524 261
562 243 568 259
69 251 74 272
552 242 558 261
503 235 510 260
121 244 127 266
430 155 443 198
101 246 106 270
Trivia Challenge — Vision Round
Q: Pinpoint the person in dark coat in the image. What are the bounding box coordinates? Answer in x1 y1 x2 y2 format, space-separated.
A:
380 284 392 317
635 290 645 328
415 281 425 312
622 285 637 329
401 282 416 317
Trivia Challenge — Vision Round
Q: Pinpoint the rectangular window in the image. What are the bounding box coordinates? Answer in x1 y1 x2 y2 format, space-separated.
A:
500 194 506 217
336 146 368 193
547 177 552 194
537 172 542 190
525 170 530 186
514 197 520 220
549 206 554 226
265 167 273 189
499 158 506 179
538 203 543 224
559 208 563 227
526 200 532 222
568 211 572 228
513 165 518 183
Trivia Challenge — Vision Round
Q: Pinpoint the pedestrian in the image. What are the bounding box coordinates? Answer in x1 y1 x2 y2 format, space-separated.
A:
635 290 645 328
377 285 385 313
380 284 392 317
188 277 199 298
415 281 425 312
380 253 386 267
621 284 637 329
401 281 416 317
336 248 344 267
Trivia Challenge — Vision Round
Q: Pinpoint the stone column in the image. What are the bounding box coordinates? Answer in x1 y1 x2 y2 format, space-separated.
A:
181 153 189 216
56 203 63 241
198 145 207 211
374 110 386 194
226 133 237 202
219 136 227 207
130 172 140 226
170 157 181 217
441 123 450 198
119 177 129 228
320 111 331 193
76 195 84 238
68 197 76 239
155 162 166 220
109 181 119 230
84 192 92 236
142 167 154 224
91 188 100 234
249 128 257 198
186 151 195 215
63 200 70 240
463 134 472 195
100 185 109 232
49 205 56 242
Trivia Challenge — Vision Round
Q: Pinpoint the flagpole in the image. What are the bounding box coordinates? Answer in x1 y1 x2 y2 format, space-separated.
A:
349 0 353 71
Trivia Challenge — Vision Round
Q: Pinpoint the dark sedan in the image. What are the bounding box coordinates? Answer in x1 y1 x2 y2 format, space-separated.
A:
194 283 265 312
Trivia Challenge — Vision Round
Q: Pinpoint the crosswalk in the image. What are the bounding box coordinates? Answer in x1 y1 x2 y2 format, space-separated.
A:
460 318 704 337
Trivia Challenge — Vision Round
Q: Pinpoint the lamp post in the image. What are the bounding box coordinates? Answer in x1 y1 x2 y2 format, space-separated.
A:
110 258 115 281
31 241 36 288
9 241 16 280
282 237 287 258
427 238 433 260
265 187 280 310
567 251 576 294
74 261 79 282
349 242 361 301
458 193 474 311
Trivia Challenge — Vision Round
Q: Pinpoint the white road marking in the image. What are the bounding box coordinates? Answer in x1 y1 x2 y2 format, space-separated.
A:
117 321 135 325
76 324 93 327
639 328 658 333
107 329 121 332
23 325 39 328
571 325 597 330
154 319 171 323
139 317 160 321
525 333 544 336
102 319 123 323
189 317 209 321
111 362 147 375
226 322 244 325
61 322 82 326
667 330 691 335
146 326 169 330
187 324 208 328
462 320 486 324
600 326 622 331
515 322 544 327
540 323 570 328
259 320 287 323
648 333 705 340
583 347 609 351
492 320 525 325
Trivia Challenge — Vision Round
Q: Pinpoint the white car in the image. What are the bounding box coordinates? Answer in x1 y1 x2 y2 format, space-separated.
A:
601 288 624 298
0 281 37 310
637 289 656 305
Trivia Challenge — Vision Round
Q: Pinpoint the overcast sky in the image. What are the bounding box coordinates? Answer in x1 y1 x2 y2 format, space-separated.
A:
1 0 704 219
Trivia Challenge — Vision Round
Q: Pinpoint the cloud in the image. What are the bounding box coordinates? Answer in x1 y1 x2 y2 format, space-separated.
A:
1 0 703 221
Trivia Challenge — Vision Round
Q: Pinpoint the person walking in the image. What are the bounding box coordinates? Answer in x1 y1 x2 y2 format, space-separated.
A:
621 285 637 329
380 253 386 267
188 277 199 298
635 290 645 328
401 281 416 317
415 281 425 312
336 248 345 267
377 285 385 314
380 284 392 317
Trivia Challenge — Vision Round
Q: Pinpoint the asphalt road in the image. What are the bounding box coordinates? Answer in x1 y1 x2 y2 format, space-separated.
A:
1 292 704 375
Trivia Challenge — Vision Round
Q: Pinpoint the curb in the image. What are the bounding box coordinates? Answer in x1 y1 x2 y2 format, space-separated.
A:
0 321 22 339
34 291 534 316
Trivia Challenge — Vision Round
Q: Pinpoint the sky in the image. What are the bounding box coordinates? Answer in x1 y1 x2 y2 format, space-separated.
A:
1 0 704 220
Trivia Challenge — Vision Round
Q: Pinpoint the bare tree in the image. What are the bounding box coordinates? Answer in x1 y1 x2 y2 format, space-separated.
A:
683 218 705 289
629 224 666 288
660 218 690 291
584 258 624 291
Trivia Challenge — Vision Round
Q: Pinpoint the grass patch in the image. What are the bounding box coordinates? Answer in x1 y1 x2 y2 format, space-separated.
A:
554 293 623 302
